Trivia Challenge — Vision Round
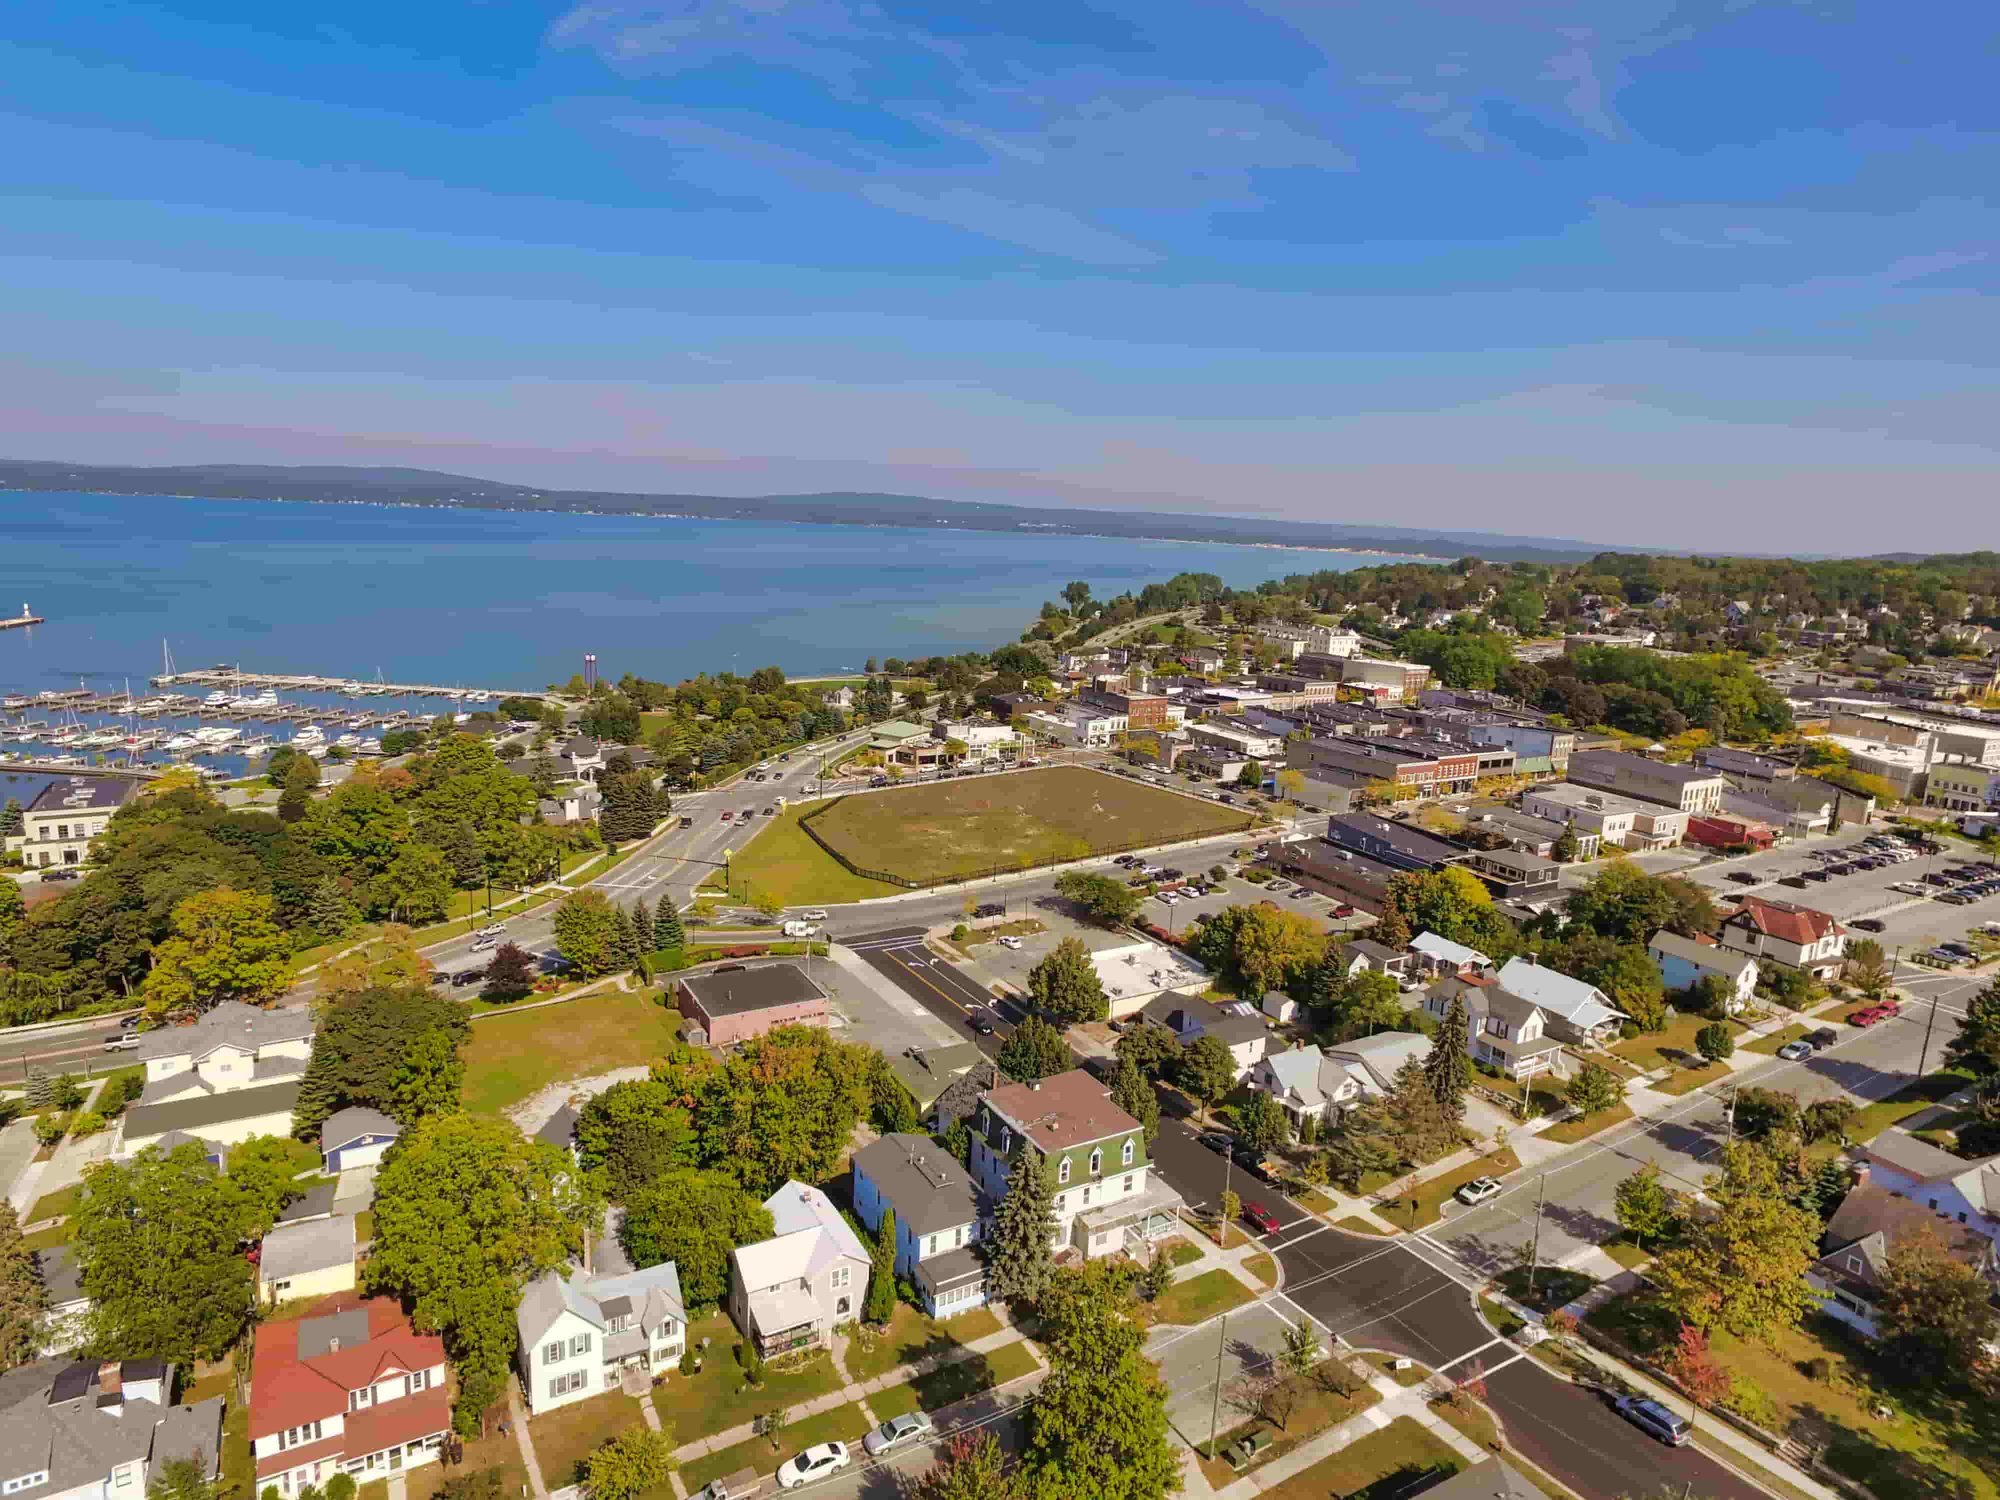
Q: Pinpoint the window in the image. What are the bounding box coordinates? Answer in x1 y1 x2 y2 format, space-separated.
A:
570 1332 592 1357
348 1387 374 1411
1058 1157 1071 1184
405 1370 432 1396
278 1422 323 1451
548 1371 587 1399
831 1265 852 1290
271 1278 291 1295
1088 1148 1102 1177
837 1296 852 1317
926 1235 937 1255
1122 1138 1135 1166
4 1474 50 1496
999 1126 1012 1155
543 1341 565 1366
607 1314 631 1333
1123 1174 1135 1193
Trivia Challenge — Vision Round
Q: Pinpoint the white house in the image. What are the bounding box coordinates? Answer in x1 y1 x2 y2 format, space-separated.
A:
1492 958 1625 1044
1423 977 1566 1082
1646 931 1758 1013
319 1107 401 1175
729 1182 870 1357
1808 1179 2000 1341
115 1002 316 1159
1407 932 1492 979
1321 1033 1434 1096
515 1260 688 1414
1136 994 1269 1081
1850 1129 2000 1245
258 1215 357 1306
2 775 139 870
1244 1040 1435 1127
1716 896 1848 980
0 1358 223 1500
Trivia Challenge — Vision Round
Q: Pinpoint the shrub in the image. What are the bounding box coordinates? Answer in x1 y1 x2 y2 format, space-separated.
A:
31 1116 64 1148
66 1110 106 1137
50 1075 85 1111
1724 1376 1780 1430
1801 1356 1832 1382
951 924 971 941
324 1475 357 1500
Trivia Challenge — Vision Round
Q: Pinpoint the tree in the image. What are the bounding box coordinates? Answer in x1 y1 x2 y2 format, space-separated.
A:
629 899 656 954
1730 1087 1801 1141
611 903 640 972
222 1135 309 1240
552 890 623 978
390 1027 465 1125
306 877 355 941
1028 938 1109 1025
1564 1062 1624 1118
1424 992 1470 1118
1022 1262 1181 1500
1845 938 1891 999
1553 827 1580 863
371 844 454 924
1666 1322 1732 1410
1114 1023 1179 1079
1944 977 2000 1080
292 984 469 1141
1649 1141 1824 1340
316 923 433 1001
653 893 686 952
71 1144 255 1362
1323 969 1404 1041
147 1459 218 1500
620 1170 774 1307
998 1016 1075 1084
1174 1035 1237 1122
1563 860 1717 943
0 1201 48 1369
987 1151 1057 1307
1053 871 1143 927
694 1027 874 1195
1872 1224 2000 1379
913 1431 1019 1500
1235 1090 1291 1154
865 1206 899 1324
1378 867 1505 954
1187 905 1325 997
367 1114 590 1432
0 797 21 840
277 754 320 823
481 942 536 1003
140 887 290 1014
1694 1023 1734 1064
1279 1317 1322 1382
576 1080 697 1200
1110 1058 1161 1144
1236 762 1261 788
583 1425 676 1500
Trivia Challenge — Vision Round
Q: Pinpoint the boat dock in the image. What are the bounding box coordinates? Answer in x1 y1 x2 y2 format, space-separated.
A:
150 666 544 701
0 604 46 631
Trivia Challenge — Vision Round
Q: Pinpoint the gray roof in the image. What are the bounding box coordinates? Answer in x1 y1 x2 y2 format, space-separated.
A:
535 1103 579 1151
1647 930 1756 978
33 1246 81 1307
1138 994 1267 1048
1471 847 1557 879
517 1260 688 1351
928 1062 1003 1130
27 776 139 815
259 1215 356 1284
912 1244 988 1297
321 1106 400 1151
680 963 827 1018
1571 749 1724 787
1862 1127 1989 1184
1347 940 1406 965
0 1363 222 1500
853 1134 983 1238
1417 1458 1544 1500
135 1001 314 1065
297 1306 371 1359
123 1078 301 1141
277 1180 340 1225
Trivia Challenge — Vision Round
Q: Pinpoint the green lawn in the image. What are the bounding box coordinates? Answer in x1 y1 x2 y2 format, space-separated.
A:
1538 1102 1633 1145
1610 1013 1748 1073
1335 1215 1396 1237
1646 1063 1729 1097
1257 1415 1462 1500
843 1304 1003 1383
867 1339 1041 1419
219 1401 254 1500
27 1185 78 1224
802 767 1254 887
656 1316 848 1443
1141 1268 1256 1327
1748 1023 1812 1055
1494 1265 1597 1315
677 1401 872 1494
460 989 682 1115
718 804 905 906
1390 1148 1521 1231
525 1390 649 1489
1587 1294 2000 1500
1243 1252 1277 1288
22 1223 70 1252
1848 1069 1972 1144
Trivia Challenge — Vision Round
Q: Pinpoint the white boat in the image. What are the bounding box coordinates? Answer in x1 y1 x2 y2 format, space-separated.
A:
193 726 240 746
233 691 280 711
163 733 200 751
1 695 30 710
292 724 327 749
302 743 327 759
203 690 231 708
345 715 370 729
334 732 363 750
465 690 491 704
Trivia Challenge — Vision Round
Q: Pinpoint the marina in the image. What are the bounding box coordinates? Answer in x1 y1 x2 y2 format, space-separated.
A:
152 665 532 703
0 604 45 632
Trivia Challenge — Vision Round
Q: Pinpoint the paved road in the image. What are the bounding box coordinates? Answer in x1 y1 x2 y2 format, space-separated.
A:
843 925 1024 1060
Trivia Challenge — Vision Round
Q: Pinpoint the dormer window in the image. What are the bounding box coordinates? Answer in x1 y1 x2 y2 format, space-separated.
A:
1058 1157 1071 1184
1000 1126 1012 1156
1088 1148 1102 1177
1122 1137 1136 1166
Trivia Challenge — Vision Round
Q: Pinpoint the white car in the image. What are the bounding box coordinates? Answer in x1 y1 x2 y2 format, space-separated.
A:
862 1410 934 1456
1776 1040 1814 1061
799 909 829 921
476 924 506 938
782 920 820 938
102 1034 144 1052
998 935 1024 950
776 1442 851 1488
1454 1176 1504 1207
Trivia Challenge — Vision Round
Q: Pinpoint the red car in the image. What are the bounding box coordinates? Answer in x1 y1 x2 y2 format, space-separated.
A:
1242 1202 1282 1236
1332 904 1356 918
1851 1002 1900 1027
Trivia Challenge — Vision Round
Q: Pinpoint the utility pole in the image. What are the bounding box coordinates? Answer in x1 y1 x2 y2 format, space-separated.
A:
1526 1173 1548 1299
1206 1310 1230 1460
1917 986 1944 1076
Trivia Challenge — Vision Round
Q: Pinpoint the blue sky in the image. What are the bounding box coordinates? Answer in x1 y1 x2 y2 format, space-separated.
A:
1 1 1994 551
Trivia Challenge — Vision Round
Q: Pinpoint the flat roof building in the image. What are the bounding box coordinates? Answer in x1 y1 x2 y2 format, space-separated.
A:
676 963 829 1047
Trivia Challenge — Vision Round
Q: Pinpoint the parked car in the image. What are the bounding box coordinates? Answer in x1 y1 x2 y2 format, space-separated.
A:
1196 1131 1234 1156
1776 1040 1814 1061
1613 1396 1692 1447
1231 1146 1272 1181
689 1470 760 1500
1455 1176 1503 1207
102 1034 144 1052
777 1443 851 1489
863 1411 934 1457
1805 1028 1840 1049
40 868 80 882
1333 904 1356 917
1939 892 1976 905
1851 1003 1900 1027
450 968 484 988
1727 872 1760 885
1242 1202 1282 1236
998 935 1024 950
1851 918 1886 932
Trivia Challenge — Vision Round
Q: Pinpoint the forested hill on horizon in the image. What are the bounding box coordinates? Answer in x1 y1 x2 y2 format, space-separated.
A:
0 456 1614 563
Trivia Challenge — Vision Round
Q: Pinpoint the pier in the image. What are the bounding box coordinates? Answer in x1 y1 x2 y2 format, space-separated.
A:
150 665 549 701
0 603 45 632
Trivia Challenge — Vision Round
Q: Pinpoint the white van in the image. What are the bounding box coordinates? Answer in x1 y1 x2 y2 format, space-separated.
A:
782 920 820 938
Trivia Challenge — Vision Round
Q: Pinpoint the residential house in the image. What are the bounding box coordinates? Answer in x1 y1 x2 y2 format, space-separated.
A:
0 1358 223 1500
1458 847 1561 902
1406 932 1491 979
729 1182 870 1357
320 1107 400 1175
1808 1180 2000 1341
1566 750 1727 815
114 1002 316 1159
2 775 140 870
1492 958 1625 1044
824 685 855 712
968 1070 1181 1262
250 1296 449 1494
1647 931 1758 1012
1136 995 1269 1081
1321 1033 1434 1095
1245 1045 1368 1128
851 1134 988 1317
1850 1129 2000 1245
515 1260 687 1414
676 963 828 1047
1342 940 1412 983
259 1216 357 1306
29 1248 87 1356
1716 896 1848 980
1420 1459 1546 1500
1423 975 1566 1082
926 1061 1003 1136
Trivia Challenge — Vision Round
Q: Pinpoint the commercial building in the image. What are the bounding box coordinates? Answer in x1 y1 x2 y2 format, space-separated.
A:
1460 807 1595 860
1458 846 1561 902
729 1182 870 1356
1522 783 1687 850
1019 706 1120 749
852 1134 988 1317
1685 813 1775 852
1078 686 1171 731
1566 750 1727 814
1693 746 1795 783
1924 762 2000 814
1187 720 1284 761
1286 737 1480 801
969 1070 1180 1262
1314 655 1432 702
1461 721 1574 776
115 1002 316 1160
1087 940 1211 1020
676 964 828 1048
1322 811 1467 871
516 1259 687 1414
3 774 140 870
250 1297 449 1494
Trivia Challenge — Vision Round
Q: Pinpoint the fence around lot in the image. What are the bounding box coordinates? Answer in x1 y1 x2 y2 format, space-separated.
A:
795 793 1248 891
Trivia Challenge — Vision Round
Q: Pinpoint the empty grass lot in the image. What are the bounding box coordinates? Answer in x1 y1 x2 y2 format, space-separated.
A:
803 767 1254 886
843 1304 1003 1383
717 803 905 907
460 989 681 1116
1256 1415 1462 1500
526 1390 649 1490
867 1339 1041 1419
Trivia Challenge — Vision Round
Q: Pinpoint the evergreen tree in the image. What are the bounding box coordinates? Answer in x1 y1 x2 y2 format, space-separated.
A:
1423 992 1471 1118
307 877 355 941
865 1207 899 1324
1945 977 2000 1080
0 797 22 839
1109 1058 1160 1144
0 1200 49 1368
987 1151 1056 1308
654 893 686 951
442 820 485 889
630 900 656 954
611 904 640 970
277 754 319 824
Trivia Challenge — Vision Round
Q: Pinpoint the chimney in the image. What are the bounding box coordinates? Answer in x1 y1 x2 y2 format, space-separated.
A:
98 1362 122 1397
1028 1079 1041 1092
328 1336 341 1353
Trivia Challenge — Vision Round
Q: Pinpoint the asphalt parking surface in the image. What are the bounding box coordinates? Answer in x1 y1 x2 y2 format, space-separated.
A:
843 926 1021 1058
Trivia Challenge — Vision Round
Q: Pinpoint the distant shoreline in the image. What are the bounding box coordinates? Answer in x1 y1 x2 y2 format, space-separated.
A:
6 484 1449 565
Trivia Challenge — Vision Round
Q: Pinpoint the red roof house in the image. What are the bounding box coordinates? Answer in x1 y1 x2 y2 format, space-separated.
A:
1716 895 1848 978
249 1295 450 1494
